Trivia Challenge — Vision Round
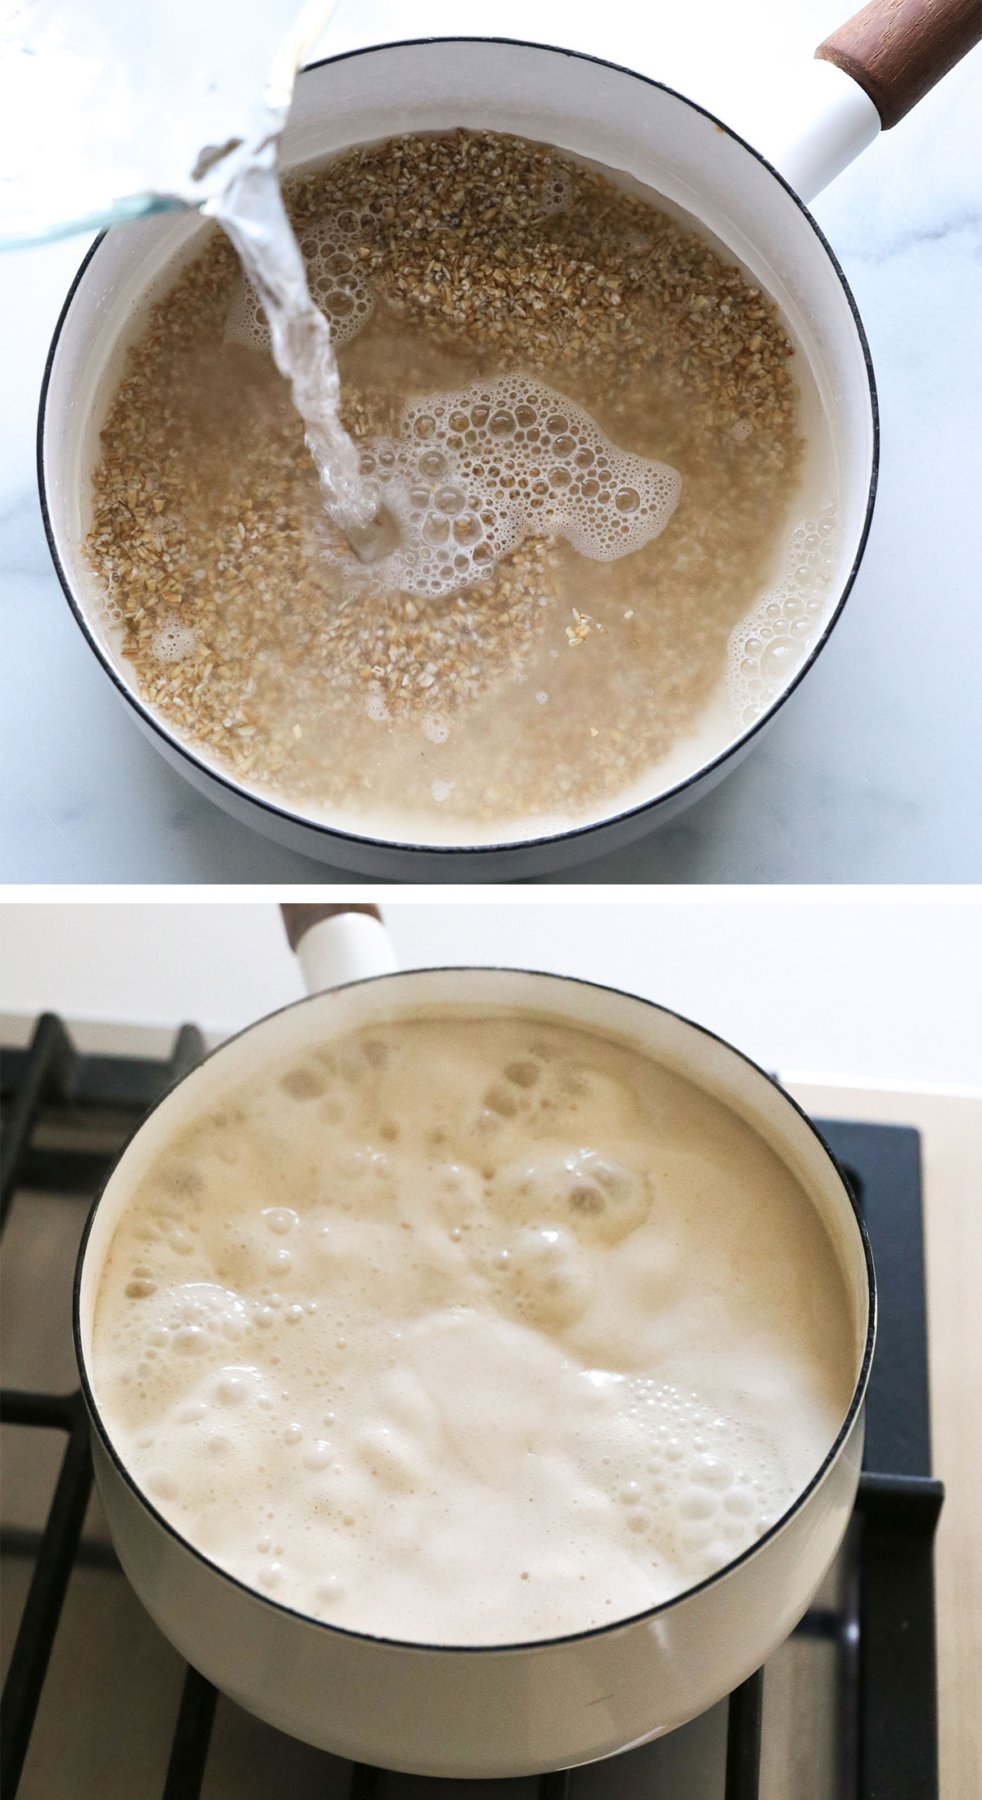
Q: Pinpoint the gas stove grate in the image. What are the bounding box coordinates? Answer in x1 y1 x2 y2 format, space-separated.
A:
0 1015 943 1799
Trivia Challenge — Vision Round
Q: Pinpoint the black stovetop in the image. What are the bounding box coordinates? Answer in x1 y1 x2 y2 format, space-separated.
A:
0 1016 944 1800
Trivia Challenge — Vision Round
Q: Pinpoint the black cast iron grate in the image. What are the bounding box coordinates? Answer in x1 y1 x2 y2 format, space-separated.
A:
0 1015 944 1799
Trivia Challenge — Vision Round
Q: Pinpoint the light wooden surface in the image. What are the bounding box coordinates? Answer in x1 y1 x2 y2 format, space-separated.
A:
790 1081 982 1800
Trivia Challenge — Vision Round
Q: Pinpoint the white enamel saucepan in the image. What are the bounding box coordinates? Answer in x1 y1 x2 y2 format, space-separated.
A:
39 4 980 877
74 904 875 1778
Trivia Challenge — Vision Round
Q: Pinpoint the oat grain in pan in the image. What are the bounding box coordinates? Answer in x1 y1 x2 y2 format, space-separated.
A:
86 130 836 843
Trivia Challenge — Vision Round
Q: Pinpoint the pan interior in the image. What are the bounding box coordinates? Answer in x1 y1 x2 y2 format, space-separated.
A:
44 41 875 850
76 971 871 1659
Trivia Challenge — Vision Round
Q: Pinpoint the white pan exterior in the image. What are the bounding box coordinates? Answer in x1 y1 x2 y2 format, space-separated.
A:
75 968 874 1778
40 39 877 879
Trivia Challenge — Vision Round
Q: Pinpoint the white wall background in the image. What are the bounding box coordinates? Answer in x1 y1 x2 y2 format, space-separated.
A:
1 899 979 1090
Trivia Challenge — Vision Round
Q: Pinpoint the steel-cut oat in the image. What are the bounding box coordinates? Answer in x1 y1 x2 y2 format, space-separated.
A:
86 130 802 837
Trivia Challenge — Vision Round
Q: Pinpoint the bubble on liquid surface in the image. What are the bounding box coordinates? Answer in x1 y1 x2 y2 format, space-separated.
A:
539 163 575 216
225 207 375 355
503 1225 595 1326
280 1066 326 1102
321 375 681 600
493 1147 651 1245
208 1366 247 1406
150 619 196 663
146 1282 249 1345
262 1207 299 1235
727 508 837 726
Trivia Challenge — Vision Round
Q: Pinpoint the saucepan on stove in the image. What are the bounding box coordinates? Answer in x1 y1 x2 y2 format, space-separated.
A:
74 904 875 1777
37 2 979 877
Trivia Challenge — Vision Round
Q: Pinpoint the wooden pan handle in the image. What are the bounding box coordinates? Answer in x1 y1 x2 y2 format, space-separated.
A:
817 0 981 130
281 903 382 952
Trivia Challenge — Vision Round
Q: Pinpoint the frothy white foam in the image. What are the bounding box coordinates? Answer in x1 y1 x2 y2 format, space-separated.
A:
92 1015 854 1645
333 376 681 599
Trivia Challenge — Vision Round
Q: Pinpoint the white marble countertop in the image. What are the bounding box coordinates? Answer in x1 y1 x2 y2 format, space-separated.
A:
1 1 979 885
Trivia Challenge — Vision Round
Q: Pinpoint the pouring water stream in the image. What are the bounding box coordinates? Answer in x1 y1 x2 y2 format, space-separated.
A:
201 0 394 559
210 156 394 559
4 0 390 556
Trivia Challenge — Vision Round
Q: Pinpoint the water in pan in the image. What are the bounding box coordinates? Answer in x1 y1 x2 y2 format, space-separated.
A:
84 131 840 844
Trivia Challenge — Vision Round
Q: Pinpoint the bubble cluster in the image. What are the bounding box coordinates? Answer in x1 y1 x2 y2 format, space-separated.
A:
225 206 374 354
105 1277 250 1403
501 1225 596 1326
95 574 125 631
539 165 575 216
150 618 197 663
612 1378 792 1584
331 375 681 600
727 507 837 726
493 1150 652 1246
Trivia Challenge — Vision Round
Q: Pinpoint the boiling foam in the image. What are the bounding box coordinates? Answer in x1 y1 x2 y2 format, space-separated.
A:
91 1015 854 1645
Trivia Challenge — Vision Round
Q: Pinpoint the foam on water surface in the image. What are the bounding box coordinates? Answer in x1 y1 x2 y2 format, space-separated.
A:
92 1014 854 1645
338 376 681 601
